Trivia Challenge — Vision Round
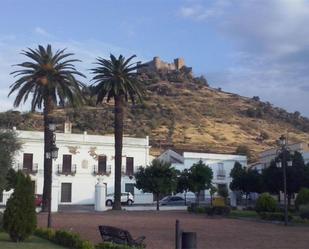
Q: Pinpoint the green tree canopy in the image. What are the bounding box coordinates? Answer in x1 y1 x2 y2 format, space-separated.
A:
135 159 178 210
0 130 21 192
188 160 213 203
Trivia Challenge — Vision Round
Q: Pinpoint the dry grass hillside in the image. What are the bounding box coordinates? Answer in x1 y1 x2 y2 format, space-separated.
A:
1 72 309 161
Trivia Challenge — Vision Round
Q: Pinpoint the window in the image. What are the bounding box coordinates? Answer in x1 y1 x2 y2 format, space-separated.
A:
62 155 72 173
98 156 107 174
125 183 135 195
170 196 183 201
61 183 72 202
0 192 3 203
126 157 134 176
23 153 33 171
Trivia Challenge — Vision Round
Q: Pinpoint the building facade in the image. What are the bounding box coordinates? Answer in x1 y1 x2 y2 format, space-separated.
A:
158 150 247 199
250 142 309 172
0 126 153 207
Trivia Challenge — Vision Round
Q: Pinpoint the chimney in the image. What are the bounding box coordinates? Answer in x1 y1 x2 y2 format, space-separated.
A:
64 121 72 134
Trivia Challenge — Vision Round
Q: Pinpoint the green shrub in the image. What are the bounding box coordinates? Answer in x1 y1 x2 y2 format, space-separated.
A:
95 242 142 249
299 205 309 220
3 171 37 242
35 227 55 240
258 212 293 221
255 193 277 213
35 228 94 249
204 206 231 216
295 188 309 210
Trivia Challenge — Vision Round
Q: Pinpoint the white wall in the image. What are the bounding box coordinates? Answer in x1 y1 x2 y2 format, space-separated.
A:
173 152 247 198
1 130 152 206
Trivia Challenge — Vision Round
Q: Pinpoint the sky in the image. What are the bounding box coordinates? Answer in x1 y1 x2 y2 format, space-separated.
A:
0 0 309 117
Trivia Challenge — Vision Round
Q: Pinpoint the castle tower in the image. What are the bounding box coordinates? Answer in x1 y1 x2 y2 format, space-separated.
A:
153 56 161 70
174 58 185 70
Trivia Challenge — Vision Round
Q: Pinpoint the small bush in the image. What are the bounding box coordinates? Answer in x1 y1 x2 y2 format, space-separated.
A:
35 228 55 240
205 206 231 216
258 212 293 221
255 193 277 213
3 171 37 242
299 205 309 220
295 188 309 210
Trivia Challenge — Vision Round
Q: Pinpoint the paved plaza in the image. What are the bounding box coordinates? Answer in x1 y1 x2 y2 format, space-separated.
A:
38 211 309 249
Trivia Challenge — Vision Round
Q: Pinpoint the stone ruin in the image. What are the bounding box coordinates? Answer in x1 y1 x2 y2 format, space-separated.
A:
138 56 193 76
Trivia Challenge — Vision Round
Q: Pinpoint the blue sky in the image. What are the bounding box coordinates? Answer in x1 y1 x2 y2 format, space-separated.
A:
0 0 309 117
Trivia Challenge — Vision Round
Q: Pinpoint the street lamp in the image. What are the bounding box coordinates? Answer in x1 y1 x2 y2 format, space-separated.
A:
276 135 293 226
47 122 58 228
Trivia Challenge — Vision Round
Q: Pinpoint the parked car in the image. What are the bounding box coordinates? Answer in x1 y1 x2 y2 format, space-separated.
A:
159 196 190 206
106 192 134 206
35 194 43 207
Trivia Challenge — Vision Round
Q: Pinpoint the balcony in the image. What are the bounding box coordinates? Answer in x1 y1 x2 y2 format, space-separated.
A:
15 163 38 175
93 165 111 176
57 164 77 176
216 169 226 180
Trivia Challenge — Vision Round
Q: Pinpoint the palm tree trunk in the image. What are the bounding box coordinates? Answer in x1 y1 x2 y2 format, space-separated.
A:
42 96 54 218
113 95 124 210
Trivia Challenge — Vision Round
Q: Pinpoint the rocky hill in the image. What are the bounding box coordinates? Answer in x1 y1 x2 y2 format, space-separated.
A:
1 69 309 161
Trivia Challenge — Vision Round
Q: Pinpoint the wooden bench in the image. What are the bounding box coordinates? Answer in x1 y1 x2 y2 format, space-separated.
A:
98 225 146 248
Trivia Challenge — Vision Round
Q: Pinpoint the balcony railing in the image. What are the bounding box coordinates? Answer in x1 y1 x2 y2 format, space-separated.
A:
216 170 226 180
93 164 111 176
57 164 77 176
15 163 38 175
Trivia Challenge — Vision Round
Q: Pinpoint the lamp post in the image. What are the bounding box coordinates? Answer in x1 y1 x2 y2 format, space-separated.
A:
46 122 58 228
276 135 292 226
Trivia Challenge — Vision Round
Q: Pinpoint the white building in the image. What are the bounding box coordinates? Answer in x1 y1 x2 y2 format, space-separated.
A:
158 150 247 199
0 125 153 208
250 142 309 172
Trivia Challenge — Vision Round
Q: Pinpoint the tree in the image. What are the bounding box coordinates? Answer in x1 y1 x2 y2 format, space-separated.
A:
262 160 282 201
9 45 85 225
217 184 229 203
176 169 191 205
235 145 251 161
135 159 178 211
229 161 246 192
188 160 213 205
0 130 21 192
91 54 145 210
209 185 217 206
3 171 37 242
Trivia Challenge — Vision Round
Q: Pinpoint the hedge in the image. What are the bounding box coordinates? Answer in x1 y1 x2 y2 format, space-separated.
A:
35 228 142 249
258 212 293 221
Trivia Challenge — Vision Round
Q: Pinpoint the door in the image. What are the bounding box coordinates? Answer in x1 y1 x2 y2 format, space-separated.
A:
98 156 107 174
23 153 33 171
61 183 72 202
62 155 72 173
125 183 135 195
126 157 134 176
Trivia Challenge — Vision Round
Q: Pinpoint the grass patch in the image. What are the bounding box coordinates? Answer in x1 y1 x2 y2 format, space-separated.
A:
0 232 67 249
229 210 259 219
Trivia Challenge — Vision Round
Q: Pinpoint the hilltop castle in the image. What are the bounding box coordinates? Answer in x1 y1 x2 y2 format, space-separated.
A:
138 56 193 75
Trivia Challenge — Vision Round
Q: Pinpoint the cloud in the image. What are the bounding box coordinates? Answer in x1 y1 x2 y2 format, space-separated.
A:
178 1 229 21
34 27 53 38
179 0 309 117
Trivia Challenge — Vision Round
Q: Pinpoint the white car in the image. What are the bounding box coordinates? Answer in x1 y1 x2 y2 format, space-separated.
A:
106 192 134 206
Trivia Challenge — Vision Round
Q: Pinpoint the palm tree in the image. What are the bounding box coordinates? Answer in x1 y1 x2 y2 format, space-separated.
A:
9 45 85 224
91 54 145 210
